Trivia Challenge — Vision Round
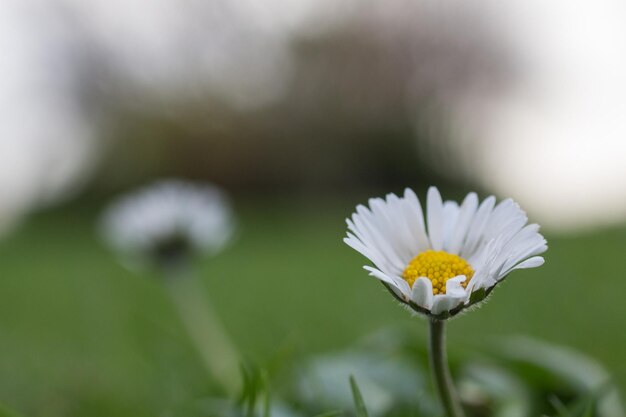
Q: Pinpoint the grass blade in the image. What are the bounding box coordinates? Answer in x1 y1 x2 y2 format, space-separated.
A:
262 370 270 417
548 395 571 417
349 375 369 417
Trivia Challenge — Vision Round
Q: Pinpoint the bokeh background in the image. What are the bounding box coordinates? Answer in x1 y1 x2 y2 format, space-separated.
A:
1 0 626 416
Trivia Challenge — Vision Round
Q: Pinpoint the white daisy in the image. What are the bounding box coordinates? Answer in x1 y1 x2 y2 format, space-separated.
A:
344 187 547 318
101 179 234 265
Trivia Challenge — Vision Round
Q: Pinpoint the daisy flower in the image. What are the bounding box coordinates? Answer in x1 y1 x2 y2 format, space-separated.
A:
101 179 241 395
101 179 234 266
344 187 547 318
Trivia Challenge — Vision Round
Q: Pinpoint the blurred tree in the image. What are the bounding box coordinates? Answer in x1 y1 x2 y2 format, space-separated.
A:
87 0 513 196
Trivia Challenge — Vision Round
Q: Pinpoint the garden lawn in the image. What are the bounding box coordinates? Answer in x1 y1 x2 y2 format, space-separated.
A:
0 197 624 417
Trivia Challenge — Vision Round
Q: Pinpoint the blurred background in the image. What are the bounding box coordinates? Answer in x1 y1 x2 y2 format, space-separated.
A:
1 0 626 416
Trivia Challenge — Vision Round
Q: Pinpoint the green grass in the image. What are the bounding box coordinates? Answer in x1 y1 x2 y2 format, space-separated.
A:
0 197 624 416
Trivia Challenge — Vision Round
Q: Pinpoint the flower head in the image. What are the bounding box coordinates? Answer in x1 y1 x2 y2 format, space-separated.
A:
344 187 547 318
101 179 234 267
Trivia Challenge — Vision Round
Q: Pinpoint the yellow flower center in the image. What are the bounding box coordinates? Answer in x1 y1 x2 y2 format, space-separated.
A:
402 250 474 295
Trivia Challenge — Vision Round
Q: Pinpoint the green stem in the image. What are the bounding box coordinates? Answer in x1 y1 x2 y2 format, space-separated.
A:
165 265 242 397
428 319 465 417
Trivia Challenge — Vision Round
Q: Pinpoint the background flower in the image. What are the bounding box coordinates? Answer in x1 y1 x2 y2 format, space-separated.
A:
101 179 235 266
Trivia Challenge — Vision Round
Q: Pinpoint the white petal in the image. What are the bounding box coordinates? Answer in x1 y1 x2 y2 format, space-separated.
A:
402 188 430 252
442 201 460 250
481 234 512 281
464 272 482 297
500 241 547 276
384 193 421 261
467 238 500 291
343 235 382 267
461 195 496 258
483 199 528 245
473 203 535 279
431 294 465 315
427 187 444 251
368 197 411 261
447 192 479 255
352 206 405 274
364 266 411 299
410 277 434 310
346 223 392 275
445 275 468 298
497 224 547 274
505 256 545 273
477 275 498 292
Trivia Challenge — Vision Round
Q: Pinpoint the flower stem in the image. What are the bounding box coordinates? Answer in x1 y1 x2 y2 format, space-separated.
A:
164 265 242 397
428 318 465 417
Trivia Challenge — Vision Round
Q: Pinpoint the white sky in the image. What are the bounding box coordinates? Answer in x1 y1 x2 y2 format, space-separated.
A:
0 1 96 233
458 0 626 230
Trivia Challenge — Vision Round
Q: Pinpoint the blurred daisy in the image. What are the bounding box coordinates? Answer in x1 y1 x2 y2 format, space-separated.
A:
101 179 234 266
101 179 241 395
344 187 547 318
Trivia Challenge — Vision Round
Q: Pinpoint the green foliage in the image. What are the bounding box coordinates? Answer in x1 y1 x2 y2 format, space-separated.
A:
547 381 613 417
349 376 369 417
238 364 270 417
312 411 344 417
0 202 625 416
0 404 22 417
549 395 595 417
